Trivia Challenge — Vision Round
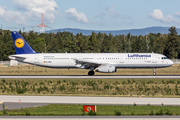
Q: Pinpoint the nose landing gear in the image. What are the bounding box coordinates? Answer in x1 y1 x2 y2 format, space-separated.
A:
88 71 95 76
153 68 156 76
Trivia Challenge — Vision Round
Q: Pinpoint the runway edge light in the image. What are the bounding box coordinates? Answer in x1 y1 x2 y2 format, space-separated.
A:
83 105 96 112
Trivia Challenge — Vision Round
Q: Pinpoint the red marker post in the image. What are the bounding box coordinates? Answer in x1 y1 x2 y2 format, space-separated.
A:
83 105 96 112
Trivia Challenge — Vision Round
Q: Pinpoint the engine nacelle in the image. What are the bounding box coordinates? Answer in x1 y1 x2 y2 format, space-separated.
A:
95 65 116 73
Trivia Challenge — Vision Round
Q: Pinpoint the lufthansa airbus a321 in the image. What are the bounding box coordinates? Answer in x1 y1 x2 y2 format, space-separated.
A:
9 31 173 76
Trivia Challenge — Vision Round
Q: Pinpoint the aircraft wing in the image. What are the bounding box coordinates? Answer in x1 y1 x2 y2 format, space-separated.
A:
74 59 115 69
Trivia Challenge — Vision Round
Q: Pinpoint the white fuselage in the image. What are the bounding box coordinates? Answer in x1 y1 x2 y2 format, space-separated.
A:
9 53 173 69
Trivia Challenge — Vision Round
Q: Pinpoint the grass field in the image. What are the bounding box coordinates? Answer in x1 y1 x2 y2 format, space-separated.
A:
0 78 180 97
0 64 180 75
0 104 179 116
0 64 180 97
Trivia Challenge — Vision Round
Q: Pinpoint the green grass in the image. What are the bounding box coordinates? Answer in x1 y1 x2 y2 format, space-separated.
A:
0 79 180 97
0 104 179 116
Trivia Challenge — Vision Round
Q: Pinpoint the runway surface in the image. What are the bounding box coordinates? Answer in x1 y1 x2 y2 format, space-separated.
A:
1 75 180 79
1 96 180 120
0 116 180 120
1 95 180 106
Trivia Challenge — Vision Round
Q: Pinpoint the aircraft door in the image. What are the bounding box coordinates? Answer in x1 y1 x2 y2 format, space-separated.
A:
119 58 124 63
152 55 157 63
35 55 39 64
77 56 83 60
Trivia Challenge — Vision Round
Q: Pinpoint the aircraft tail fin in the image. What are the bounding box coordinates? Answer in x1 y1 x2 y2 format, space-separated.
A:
11 31 37 54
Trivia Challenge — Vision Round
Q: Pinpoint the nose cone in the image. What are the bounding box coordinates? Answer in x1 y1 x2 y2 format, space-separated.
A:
169 60 173 66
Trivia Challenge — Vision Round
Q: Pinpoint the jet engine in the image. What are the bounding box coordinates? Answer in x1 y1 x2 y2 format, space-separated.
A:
95 65 116 73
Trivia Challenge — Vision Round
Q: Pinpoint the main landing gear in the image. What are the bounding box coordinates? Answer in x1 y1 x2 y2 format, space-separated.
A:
88 71 95 76
153 68 156 76
88 67 95 76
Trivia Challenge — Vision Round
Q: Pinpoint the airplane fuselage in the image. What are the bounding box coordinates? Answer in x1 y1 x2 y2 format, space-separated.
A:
9 53 173 69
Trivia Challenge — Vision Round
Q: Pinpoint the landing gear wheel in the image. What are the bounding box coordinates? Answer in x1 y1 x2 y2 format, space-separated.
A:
88 71 95 76
153 72 156 76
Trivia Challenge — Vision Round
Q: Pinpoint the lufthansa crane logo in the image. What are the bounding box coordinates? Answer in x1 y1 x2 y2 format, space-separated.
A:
15 38 24 48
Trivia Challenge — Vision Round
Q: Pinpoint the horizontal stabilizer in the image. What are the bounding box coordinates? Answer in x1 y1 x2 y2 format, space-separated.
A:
9 55 26 60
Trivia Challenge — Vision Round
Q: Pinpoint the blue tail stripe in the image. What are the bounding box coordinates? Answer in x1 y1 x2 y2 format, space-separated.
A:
11 31 37 54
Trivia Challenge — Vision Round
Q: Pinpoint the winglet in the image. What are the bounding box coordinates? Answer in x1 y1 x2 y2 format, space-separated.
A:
11 31 37 54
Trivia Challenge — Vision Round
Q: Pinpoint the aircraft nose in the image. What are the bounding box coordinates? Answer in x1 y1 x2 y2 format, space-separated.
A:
169 60 173 66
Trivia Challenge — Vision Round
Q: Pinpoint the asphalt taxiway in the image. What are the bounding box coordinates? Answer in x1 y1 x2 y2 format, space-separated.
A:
1 96 180 120
0 75 180 79
0 102 50 110
1 95 180 106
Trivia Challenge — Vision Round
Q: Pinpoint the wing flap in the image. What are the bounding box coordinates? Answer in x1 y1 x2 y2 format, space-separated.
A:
75 59 101 65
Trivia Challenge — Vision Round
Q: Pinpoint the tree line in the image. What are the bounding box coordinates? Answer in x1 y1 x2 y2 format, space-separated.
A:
0 26 180 60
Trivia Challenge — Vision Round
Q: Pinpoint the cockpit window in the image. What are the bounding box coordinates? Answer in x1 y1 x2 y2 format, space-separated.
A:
161 57 168 59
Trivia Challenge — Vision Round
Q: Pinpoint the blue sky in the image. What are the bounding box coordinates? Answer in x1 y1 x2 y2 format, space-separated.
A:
1 0 180 32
